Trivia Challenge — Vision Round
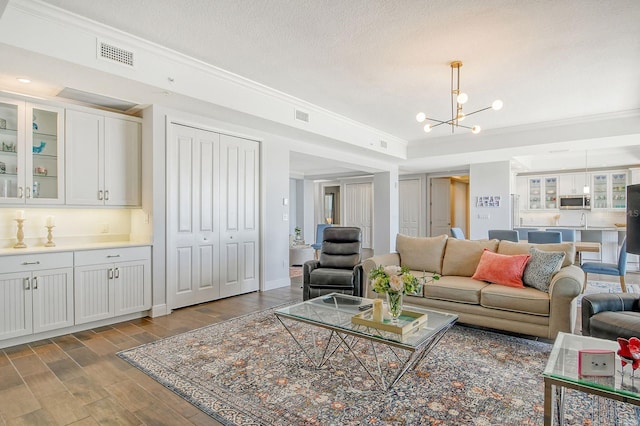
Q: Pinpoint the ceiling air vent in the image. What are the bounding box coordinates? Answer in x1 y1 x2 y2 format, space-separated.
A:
294 109 310 123
98 40 134 67
380 140 388 149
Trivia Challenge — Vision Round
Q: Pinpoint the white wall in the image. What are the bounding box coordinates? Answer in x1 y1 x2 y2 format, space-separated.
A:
469 161 512 240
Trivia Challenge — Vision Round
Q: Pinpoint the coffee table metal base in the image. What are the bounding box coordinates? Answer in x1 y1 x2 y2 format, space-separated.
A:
276 315 454 391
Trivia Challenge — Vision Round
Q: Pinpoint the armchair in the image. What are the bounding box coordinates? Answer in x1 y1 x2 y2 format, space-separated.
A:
581 293 640 341
303 227 362 300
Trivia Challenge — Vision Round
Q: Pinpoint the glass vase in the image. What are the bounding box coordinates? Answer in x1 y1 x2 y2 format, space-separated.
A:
386 291 404 323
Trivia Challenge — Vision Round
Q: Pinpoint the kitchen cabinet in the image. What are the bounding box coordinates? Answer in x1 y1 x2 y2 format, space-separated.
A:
66 109 141 206
0 98 65 205
527 175 558 210
74 246 151 325
558 173 587 196
0 252 73 341
591 171 627 210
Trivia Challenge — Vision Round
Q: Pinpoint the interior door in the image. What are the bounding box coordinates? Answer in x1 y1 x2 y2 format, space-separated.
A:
343 182 373 249
219 134 259 297
167 124 220 309
430 177 452 237
399 179 421 237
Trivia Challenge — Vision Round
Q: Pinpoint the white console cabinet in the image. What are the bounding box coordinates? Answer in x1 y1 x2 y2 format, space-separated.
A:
0 252 73 340
74 246 151 325
65 109 141 207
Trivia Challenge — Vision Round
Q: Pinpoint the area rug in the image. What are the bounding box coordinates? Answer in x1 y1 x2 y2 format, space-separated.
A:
118 304 640 425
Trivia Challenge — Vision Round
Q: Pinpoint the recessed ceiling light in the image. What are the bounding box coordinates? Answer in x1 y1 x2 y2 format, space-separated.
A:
17 78 31 84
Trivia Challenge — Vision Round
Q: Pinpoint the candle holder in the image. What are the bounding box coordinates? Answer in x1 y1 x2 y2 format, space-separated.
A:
45 225 56 247
14 218 26 248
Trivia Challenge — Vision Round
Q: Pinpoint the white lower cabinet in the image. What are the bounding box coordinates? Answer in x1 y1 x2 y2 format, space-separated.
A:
0 252 73 340
74 246 151 325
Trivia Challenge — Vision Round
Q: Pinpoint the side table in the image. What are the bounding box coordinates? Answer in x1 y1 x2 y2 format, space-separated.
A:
289 245 314 266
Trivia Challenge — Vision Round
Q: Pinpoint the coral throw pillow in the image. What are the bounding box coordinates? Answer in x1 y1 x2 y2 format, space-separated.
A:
471 249 531 288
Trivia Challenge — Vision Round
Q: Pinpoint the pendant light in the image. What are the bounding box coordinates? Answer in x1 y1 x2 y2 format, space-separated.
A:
583 150 590 194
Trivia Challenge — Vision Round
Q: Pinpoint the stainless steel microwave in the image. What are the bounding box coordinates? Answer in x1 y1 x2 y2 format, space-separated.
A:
559 195 591 210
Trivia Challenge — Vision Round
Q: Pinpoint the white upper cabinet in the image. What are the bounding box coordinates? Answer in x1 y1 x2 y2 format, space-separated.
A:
558 173 587 196
527 175 558 210
0 98 65 205
66 109 141 206
591 170 627 210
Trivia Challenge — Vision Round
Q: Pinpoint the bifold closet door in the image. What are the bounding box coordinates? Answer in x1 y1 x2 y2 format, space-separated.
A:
344 182 373 249
219 134 259 297
167 124 220 309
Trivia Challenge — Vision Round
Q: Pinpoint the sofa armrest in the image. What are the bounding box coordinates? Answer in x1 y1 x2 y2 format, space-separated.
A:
360 253 401 298
547 265 583 339
581 293 640 336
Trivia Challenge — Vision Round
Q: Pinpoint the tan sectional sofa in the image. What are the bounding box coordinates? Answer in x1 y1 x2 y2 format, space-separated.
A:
360 234 584 339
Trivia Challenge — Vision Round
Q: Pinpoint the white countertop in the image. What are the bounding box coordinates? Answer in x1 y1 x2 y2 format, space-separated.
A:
0 241 151 256
528 226 625 231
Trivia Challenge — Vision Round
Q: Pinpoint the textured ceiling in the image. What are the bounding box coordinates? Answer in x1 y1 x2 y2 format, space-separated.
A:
26 0 640 175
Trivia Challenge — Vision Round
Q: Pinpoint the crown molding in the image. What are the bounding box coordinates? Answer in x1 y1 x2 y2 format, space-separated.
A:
6 0 407 155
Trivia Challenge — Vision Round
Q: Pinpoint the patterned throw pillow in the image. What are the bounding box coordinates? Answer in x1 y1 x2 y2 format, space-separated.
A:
523 247 565 292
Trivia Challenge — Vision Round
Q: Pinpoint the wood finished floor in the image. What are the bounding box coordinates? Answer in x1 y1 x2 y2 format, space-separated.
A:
0 282 302 425
0 272 636 425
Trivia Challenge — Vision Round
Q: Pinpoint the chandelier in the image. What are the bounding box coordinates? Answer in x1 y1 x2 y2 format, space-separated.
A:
416 61 503 134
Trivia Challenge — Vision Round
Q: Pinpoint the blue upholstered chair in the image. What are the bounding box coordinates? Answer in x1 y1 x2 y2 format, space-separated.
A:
488 230 519 242
450 227 465 239
527 231 562 243
513 227 538 241
311 224 332 251
581 238 628 293
546 228 576 242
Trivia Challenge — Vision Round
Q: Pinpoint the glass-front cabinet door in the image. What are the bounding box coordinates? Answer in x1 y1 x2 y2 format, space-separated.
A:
591 173 608 209
0 99 24 202
27 104 64 204
544 177 558 209
528 178 542 209
611 172 627 209
0 99 64 205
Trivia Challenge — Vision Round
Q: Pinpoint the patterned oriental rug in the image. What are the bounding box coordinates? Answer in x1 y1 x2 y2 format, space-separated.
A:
118 303 640 426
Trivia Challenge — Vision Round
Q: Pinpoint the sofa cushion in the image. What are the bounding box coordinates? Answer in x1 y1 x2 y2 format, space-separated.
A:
497 240 575 267
480 284 550 316
523 247 565 292
471 249 530 288
424 276 488 304
442 239 500 277
396 234 448 274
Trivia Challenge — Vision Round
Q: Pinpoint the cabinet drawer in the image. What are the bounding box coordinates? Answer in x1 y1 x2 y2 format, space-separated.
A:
74 246 150 266
0 252 73 273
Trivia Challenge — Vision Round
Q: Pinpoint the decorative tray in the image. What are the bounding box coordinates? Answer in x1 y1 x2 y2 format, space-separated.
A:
351 309 428 335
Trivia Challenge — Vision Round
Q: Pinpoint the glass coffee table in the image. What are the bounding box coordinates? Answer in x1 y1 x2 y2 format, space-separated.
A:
543 332 640 425
274 293 457 390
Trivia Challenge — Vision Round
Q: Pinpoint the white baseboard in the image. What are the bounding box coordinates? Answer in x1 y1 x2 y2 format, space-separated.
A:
264 278 291 291
150 304 169 317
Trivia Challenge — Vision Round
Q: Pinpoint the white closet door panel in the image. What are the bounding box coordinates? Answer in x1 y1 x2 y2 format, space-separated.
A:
220 134 259 296
0 273 32 340
65 110 104 205
32 268 73 333
430 178 452 237
104 117 141 206
167 124 220 309
400 179 421 237
344 183 373 249
176 247 194 294
177 136 193 233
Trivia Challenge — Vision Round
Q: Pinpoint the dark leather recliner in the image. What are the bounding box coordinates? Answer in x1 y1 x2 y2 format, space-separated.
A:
303 227 362 300
581 293 640 341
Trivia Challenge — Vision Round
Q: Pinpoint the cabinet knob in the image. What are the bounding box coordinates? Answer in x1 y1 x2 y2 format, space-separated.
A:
21 261 40 265
108 268 114 279
18 187 23 199
98 190 104 201
25 187 31 199
114 268 119 279
33 277 38 290
106 254 120 258
104 190 110 201
24 277 30 290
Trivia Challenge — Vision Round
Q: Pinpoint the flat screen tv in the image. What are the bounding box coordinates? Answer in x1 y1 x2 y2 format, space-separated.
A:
627 184 640 254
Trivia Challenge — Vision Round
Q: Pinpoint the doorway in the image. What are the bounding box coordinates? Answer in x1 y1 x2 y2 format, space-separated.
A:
429 175 469 237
